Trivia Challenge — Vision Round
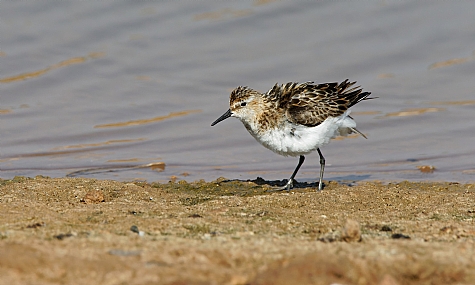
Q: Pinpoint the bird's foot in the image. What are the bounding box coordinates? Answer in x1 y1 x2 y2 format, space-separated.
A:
267 179 294 192
317 180 324 191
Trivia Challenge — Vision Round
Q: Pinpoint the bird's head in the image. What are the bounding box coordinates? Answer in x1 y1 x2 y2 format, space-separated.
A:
211 86 261 126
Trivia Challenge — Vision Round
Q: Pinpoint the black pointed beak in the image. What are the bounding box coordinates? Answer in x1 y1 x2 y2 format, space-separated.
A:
211 109 232 126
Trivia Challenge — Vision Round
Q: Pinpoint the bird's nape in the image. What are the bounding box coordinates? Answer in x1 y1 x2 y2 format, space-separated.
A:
211 109 232 126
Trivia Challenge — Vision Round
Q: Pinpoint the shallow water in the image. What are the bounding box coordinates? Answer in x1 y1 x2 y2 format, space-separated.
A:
1 0 475 183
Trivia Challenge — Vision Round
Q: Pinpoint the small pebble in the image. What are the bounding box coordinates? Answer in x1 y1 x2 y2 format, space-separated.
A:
417 165 435 173
130 225 139 233
83 190 105 204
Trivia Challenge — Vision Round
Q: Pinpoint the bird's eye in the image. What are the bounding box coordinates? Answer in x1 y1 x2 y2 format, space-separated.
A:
241 102 247 107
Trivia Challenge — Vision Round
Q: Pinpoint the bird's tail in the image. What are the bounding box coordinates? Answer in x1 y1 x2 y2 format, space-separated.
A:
338 79 375 108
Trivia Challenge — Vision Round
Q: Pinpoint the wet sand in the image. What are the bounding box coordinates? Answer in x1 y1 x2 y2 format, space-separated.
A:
1 176 475 284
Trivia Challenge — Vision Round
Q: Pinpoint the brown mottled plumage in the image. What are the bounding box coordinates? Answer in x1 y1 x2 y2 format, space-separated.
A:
212 79 373 191
263 80 371 127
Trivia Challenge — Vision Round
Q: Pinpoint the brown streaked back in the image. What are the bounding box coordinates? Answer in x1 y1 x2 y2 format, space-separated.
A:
263 79 371 127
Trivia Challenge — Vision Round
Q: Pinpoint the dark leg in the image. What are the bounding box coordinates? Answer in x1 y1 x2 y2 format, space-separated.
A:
283 155 305 191
317 148 325 191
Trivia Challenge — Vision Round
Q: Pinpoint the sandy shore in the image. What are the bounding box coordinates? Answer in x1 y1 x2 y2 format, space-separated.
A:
1 176 475 285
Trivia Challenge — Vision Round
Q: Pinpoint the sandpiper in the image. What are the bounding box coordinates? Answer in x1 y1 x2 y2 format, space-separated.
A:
211 79 373 191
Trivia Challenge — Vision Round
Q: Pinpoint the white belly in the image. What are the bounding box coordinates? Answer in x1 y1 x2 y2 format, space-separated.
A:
246 112 357 157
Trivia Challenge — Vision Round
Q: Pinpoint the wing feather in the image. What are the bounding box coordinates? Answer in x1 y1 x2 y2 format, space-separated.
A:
271 80 372 127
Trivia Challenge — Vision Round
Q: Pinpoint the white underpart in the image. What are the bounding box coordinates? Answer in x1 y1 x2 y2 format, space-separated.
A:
244 110 356 157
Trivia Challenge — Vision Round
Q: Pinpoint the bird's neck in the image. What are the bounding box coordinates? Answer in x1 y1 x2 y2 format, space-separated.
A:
241 101 285 135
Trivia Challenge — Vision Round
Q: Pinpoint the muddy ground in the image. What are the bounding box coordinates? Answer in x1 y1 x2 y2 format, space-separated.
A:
1 176 475 285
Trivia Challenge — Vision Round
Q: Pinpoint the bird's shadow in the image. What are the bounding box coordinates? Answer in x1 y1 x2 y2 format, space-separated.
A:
222 175 371 191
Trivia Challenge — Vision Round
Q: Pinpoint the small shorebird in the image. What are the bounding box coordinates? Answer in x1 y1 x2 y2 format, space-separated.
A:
211 79 372 191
